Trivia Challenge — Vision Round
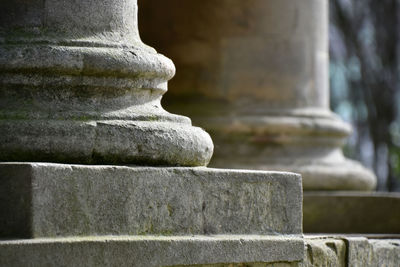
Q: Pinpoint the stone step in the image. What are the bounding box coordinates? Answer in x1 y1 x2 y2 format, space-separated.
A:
304 192 400 234
0 235 304 267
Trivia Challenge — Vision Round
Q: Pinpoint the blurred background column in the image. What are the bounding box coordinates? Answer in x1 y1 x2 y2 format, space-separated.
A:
139 0 376 191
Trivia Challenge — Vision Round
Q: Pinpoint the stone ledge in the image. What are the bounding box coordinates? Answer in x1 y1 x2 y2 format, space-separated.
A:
0 235 304 267
2 235 399 267
0 163 302 238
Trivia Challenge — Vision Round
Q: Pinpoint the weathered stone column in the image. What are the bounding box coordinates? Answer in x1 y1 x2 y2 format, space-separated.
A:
0 1 305 265
139 0 376 190
0 0 213 166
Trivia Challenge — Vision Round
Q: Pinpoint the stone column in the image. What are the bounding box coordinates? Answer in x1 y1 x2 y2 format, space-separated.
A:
0 0 213 166
0 1 305 265
139 0 376 190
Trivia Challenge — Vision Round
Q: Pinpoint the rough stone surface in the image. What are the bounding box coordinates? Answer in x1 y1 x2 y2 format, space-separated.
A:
173 263 298 267
347 237 400 267
173 264 297 267
0 0 213 166
301 237 346 267
303 192 400 234
139 0 376 190
302 236 400 267
2 235 399 266
0 236 304 267
0 163 302 238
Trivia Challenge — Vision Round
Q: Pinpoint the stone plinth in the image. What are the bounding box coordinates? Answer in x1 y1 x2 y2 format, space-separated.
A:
304 192 400 234
139 0 376 190
0 163 302 238
0 0 213 166
0 163 304 266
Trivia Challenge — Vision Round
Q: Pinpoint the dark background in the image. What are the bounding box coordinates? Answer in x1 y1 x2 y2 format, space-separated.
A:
330 0 400 191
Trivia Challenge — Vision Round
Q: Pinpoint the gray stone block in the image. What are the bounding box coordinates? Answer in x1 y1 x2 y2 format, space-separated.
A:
303 192 400 234
347 237 400 267
301 237 346 267
0 163 302 238
301 235 400 267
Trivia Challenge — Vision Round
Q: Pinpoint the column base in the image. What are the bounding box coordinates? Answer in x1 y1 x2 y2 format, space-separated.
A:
259 159 376 191
212 159 376 191
202 112 377 191
0 37 213 167
0 119 213 166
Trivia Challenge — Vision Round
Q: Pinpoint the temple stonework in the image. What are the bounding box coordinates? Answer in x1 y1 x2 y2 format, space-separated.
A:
0 0 399 266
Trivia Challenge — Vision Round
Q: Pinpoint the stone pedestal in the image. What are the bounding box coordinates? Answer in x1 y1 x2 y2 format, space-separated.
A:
0 163 304 266
139 0 376 191
304 192 400 234
0 163 302 238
